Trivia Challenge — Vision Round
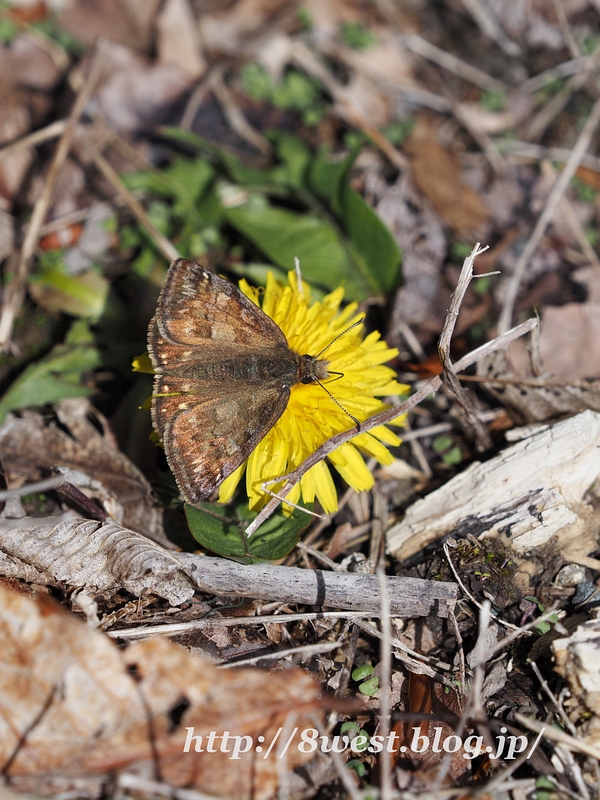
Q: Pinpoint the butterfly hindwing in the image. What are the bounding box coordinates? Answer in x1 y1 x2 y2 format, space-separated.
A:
153 375 290 503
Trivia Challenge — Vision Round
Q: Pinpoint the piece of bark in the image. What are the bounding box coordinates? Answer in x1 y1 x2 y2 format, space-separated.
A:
387 410 600 560
0 515 457 617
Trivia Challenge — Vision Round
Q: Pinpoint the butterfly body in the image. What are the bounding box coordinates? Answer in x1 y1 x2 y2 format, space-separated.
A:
148 259 330 504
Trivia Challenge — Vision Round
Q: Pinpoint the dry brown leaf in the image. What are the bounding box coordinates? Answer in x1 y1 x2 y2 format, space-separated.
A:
0 398 166 544
92 41 193 134
0 582 322 799
377 171 447 343
58 0 163 51
534 303 600 381
480 349 600 423
402 118 490 236
156 0 206 78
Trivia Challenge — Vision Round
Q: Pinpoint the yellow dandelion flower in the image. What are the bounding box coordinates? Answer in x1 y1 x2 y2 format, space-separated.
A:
218 271 409 514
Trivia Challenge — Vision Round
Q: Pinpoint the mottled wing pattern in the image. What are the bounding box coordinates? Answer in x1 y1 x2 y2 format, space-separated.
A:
153 375 290 503
148 260 298 503
149 259 287 371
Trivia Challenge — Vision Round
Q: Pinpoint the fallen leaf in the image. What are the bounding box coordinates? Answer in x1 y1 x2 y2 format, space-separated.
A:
0 397 166 543
156 0 206 78
0 582 322 799
402 118 490 236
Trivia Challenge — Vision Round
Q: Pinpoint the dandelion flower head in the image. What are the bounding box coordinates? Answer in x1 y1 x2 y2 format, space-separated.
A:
218 271 408 514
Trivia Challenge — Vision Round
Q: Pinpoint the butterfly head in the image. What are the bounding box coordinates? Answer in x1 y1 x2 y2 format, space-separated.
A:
297 354 330 384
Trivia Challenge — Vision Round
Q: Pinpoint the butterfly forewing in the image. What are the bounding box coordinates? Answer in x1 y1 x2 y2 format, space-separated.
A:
151 259 288 356
148 259 313 504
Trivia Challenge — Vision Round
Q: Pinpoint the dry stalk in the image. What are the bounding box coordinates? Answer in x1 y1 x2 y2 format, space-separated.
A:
0 46 106 350
438 243 493 450
79 138 180 263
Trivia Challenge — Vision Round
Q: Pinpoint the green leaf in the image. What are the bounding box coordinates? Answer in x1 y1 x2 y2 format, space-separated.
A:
184 503 310 562
340 187 402 295
352 664 374 681
28 260 109 319
0 320 101 425
358 677 379 696
340 21 377 50
308 145 402 293
224 202 372 300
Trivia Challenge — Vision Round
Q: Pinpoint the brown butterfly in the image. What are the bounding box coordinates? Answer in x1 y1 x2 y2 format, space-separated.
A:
148 259 332 504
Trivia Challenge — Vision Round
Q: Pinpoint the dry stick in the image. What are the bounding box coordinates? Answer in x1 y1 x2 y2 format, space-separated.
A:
498 94 600 335
211 72 272 157
245 317 538 537
460 0 520 56
108 610 404 641
515 712 600 762
498 140 600 175
438 243 493 450
522 56 594 94
530 661 578 738
290 40 408 171
376 566 392 800
525 68 593 143
0 120 67 163
0 48 106 350
551 0 581 60
402 33 506 93
80 138 180 263
431 602 492 793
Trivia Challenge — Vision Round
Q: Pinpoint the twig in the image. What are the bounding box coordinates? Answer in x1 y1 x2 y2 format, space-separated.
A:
79 138 180 263
530 661 578 737
497 139 600 174
176 554 458 618
438 243 492 450
515 712 600 762
498 94 600 334
551 0 581 60
377 566 392 800
245 317 538 535
219 639 343 669
525 69 593 143
460 0 520 56
290 40 409 171
402 33 506 93
521 55 594 94
118 773 220 800
211 72 272 156
310 715 362 800
0 120 67 163
107 610 407 640
0 471 88 501
0 46 105 350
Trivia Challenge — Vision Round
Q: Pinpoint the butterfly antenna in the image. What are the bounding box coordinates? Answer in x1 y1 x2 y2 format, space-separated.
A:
314 377 361 430
313 318 364 360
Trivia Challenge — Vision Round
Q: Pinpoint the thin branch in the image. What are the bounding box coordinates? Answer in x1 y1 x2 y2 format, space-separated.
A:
402 33 507 93
377 566 392 800
438 243 492 450
0 46 106 350
245 317 539 536
460 0 520 56
498 95 600 334
79 138 180 263
0 120 67 163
